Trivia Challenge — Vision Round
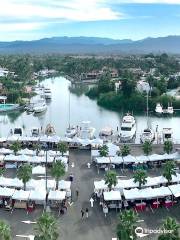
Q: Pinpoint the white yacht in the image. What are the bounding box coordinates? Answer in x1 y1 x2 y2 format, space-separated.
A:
162 128 173 142
140 128 155 143
155 103 163 115
120 114 136 142
78 121 96 139
65 126 77 138
44 87 52 99
33 100 47 113
99 126 113 137
163 106 174 115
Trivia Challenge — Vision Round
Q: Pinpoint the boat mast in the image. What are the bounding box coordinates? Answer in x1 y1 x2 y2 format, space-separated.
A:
147 90 149 128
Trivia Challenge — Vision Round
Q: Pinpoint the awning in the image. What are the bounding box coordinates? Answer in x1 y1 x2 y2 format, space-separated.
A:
48 190 66 201
103 191 121 201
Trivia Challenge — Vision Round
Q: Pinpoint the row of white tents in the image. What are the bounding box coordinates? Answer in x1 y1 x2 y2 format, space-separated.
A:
94 152 179 165
0 135 103 146
0 187 66 201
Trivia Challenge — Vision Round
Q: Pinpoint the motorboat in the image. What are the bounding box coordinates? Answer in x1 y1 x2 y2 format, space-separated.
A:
33 100 47 113
44 87 52 99
155 103 163 115
163 106 174 115
120 113 136 142
99 126 113 137
140 128 155 143
65 126 77 138
45 124 56 136
78 121 96 139
13 127 23 136
162 128 173 142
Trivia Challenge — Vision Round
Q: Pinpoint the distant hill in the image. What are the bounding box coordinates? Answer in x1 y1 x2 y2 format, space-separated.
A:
0 36 179 54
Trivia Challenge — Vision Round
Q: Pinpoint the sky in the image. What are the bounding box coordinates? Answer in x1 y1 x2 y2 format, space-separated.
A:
1 0 180 41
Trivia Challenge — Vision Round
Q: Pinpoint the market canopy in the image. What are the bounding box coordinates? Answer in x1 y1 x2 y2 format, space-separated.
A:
0 187 15 197
48 190 66 201
29 190 46 201
58 180 71 190
168 184 180 198
12 189 30 201
103 191 121 201
32 166 45 175
94 180 107 191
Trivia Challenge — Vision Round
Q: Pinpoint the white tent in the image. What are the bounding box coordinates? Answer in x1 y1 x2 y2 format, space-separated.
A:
123 155 137 164
32 166 45 175
4 154 19 162
7 135 19 142
103 191 121 201
35 179 56 190
10 178 23 188
91 138 103 146
12 190 30 200
39 135 49 142
168 184 180 198
0 187 15 197
48 135 60 143
135 155 149 163
29 190 46 201
60 136 72 142
58 180 71 190
123 188 141 200
18 148 35 156
148 154 165 162
94 180 107 191
18 136 39 142
95 157 111 164
48 190 66 201
0 148 13 154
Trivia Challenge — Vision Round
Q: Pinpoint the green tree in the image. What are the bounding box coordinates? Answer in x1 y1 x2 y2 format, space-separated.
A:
121 71 136 97
158 217 180 240
34 212 58 240
105 170 117 190
10 141 21 155
164 140 173 154
142 141 152 156
98 145 109 157
0 220 12 240
133 169 147 189
120 144 131 157
163 161 176 185
57 142 68 156
0 168 5 176
51 161 65 190
117 210 138 240
17 164 32 190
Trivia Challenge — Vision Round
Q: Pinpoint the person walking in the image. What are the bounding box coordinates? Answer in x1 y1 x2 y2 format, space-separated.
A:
90 197 94 207
85 208 89 218
76 189 79 199
81 208 84 219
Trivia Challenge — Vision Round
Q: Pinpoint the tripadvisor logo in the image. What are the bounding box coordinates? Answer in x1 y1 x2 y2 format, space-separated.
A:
135 227 173 237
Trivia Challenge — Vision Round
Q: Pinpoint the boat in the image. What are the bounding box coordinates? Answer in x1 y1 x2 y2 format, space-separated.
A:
140 92 155 143
33 100 47 113
13 127 23 136
45 124 56 136
155 103 163 115
99 126 113 137
120 113 136 142
65 126 77 138
44 87 52 99
78 121 96 139
162 128 173 142
163 105 174 116
31 127 40 137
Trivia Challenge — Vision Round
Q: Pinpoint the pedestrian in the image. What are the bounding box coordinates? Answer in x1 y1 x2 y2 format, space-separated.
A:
81 208 84 219
76 189 79 198
87 162 91 168
89 197 94 207
69 173 74 182
85 208 89 218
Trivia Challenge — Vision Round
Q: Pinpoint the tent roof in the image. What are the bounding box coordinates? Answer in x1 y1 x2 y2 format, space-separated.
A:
168 184 180 198
58 180 71 190
48 190 66 201
12 190 30 200
0 187 15 197
29 190 46 201
32 166 45 175
103 191 121 201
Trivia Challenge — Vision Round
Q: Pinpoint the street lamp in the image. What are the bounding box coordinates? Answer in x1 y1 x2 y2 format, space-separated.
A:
44 143 48 211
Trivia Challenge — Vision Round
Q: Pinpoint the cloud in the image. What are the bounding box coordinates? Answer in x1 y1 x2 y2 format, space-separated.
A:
0 23 43 32
108 0 180 3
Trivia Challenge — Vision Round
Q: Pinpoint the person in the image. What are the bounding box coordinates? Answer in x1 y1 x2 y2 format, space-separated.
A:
76 189 79 199
89 197 94 207
81 208 84 219
85 208 89 218
87 162 91 168
69 173 74 182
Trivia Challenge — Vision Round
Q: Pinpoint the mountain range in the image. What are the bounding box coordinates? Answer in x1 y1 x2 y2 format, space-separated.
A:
0 36 180 54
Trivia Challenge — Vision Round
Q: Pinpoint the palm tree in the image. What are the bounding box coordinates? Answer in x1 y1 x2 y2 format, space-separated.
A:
17 164 32 190
117 210 138 240
119 144 131 157
105 170 117 190
0 220 12 240
57 142 68 156
0 168 5 176
10 141 21 155
158 217 179 240
34 212 59 240
51 161 65 190
133 169 147 189
142 141 152 156
98 145 109 157
163 161 176 185
164 140 173 154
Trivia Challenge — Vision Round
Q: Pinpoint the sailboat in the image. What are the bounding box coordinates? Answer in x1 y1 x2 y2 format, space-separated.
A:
140 91 155 143
65 90 77 138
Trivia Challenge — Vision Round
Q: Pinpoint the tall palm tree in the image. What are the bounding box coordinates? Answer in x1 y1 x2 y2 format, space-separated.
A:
133 169 147 189
57 142 68 156
34 212 59 240
164 140 173 154
142 141 152 156
10 141 21 155
0 168 5 177
117 210 138 240
119 144 131 157
98 145 109 157
0 220 12 240
17 164 32 190
158 217 179 240
163 161 176 185
105 170 117 190
51 161 65 190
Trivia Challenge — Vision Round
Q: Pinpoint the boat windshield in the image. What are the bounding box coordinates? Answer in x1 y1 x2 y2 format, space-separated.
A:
121 127 131 131
164 134 171 138
14 129 22 135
